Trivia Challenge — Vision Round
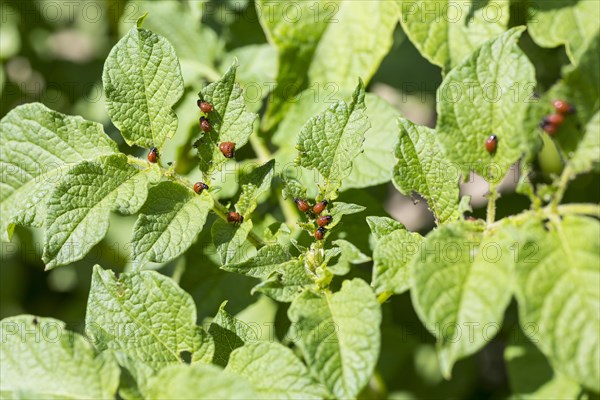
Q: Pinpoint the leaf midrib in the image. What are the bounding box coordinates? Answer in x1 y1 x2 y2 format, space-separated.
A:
97 271 184 364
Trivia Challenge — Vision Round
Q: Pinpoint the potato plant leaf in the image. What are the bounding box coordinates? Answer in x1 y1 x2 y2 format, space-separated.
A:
393 118 460 223
288 278 381 398
329 239 370 276
0 103 117 241
527 1 600 64
398 0 509 71
372 228 423 295
534 32 600 159
410 221 514 377
226 342 330 399
222 243 292 279
42 154 161 269
208 303 258 367
505 328 584 399
196 62 257 177
131 181 213 268
570 111 600 174
258 0 397 130
253 259 315 303
212 219 256 266
85 265 214 372
510 216 600 392
436 27 538 183
366 216 405 240
235 159 275 217
103 19 184 148
0 315 120 399
297 81 370 199
145 363 256 399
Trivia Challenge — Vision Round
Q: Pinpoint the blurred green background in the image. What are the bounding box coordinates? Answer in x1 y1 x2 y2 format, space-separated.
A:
1 1 598 398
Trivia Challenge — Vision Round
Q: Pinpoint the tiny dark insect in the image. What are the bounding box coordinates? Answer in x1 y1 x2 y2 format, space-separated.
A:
546 113 564 125
227 211 243 224
553 100 576 115
294 198 311 213
316 215 333 227
314 227 326 240
193 182 209 194
197 100 214 113
312 200 328 215
148 147 159 163
200 116 212 132
485 135 497 154
219 141 236 158
32 317 38 325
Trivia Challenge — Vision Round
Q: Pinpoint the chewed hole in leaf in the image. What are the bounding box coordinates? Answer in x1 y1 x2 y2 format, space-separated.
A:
180 351 192 364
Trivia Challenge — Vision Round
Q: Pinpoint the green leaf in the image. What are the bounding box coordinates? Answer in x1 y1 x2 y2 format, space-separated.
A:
527 1 600 64
329 239 371 276
226 342 330 399
511 216 600 392
212 219 256 265
220 44 278 109
327 202 366 229
410 221 513 377
393 118 460 223
398 0 509 71
436 27 538 182
307 1 399 93
119 1 223 84
42 154 160 269
113 353 155 400
372 228 423 295
235 160 275 216
103 21 184 148
274 93 399 192
208 303 259 367
505 328 583 399
366 216 405 240
0 103 117 241
344 94 403 189
288 278 381 398
253 259 315 303
256 0 332 130
146 363 256 399
525 31 599 160
258 1 397 130
281 177 308 201
222 243 292 279
0 315 119 399
557 31 599 125
85 265 214 372
131 181 213 268
570 111 600 174
196 62 257 177
297 81 370 198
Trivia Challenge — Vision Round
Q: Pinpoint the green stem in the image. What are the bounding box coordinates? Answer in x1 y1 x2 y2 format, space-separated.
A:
557 203 600 218
171 258 186 284
377 291 393 304
486 184 499 225
551 164 573 212
129 155 266 248
488 202 600 230
209 194 265 247
249 134 271 164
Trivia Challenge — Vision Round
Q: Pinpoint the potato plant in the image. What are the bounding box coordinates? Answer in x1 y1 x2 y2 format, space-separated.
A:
1 1 599 399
